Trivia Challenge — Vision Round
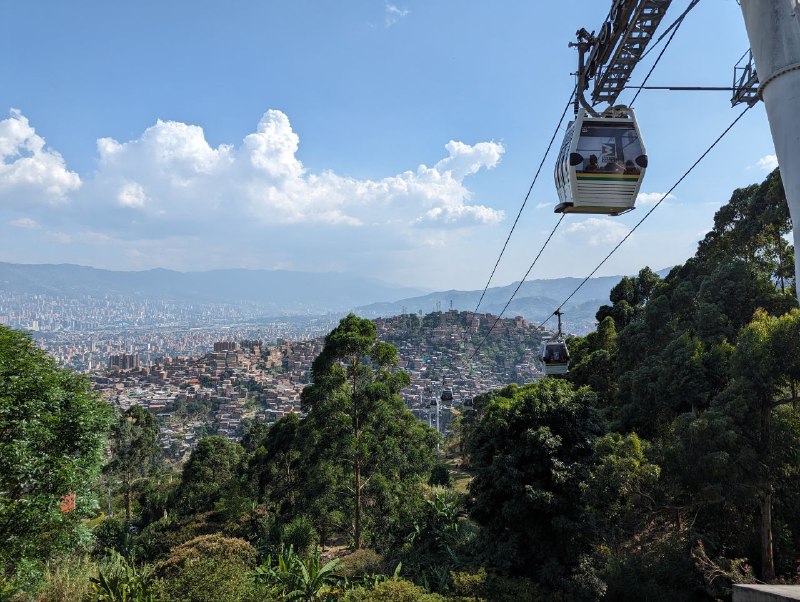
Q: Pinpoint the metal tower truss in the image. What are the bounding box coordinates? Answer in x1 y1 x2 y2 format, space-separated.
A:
590 0 673 106
731 49 760 107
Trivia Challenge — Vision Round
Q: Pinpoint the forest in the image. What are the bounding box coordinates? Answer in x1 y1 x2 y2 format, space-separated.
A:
1 168 799 601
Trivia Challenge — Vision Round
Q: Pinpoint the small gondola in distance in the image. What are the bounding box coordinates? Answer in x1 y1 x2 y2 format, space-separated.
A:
539 339 570 376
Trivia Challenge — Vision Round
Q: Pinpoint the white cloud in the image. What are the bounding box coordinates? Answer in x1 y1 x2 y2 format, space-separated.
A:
756 154 778 171
385 4 409 27
535 201 552 210
0 109 506 280
561 218 629 247
45 231 73 244
637 191 676 205
76 109 504 231
9 217 39 229
117 182 148 208
0 109 81 206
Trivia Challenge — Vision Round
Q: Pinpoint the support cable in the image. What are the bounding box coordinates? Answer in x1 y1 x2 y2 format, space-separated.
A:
630 0 702 107
539 104 752 330
470 214 565 359
473 86 576 313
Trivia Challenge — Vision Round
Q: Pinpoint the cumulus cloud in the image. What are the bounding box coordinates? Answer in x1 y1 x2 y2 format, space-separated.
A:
385 4 409 27
9 217 39 229
561 218 629 247
0 108 505 280
637 191 676 205
0 109 81 206
75 108 504 232
756 154 778 171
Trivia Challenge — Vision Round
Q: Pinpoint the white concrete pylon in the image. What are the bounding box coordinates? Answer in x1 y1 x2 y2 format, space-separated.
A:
740 0 800 297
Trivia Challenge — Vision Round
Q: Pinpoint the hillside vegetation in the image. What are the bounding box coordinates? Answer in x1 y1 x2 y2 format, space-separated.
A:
1 169 799 601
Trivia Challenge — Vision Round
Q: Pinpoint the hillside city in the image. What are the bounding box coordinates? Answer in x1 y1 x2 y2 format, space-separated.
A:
56 310 550 462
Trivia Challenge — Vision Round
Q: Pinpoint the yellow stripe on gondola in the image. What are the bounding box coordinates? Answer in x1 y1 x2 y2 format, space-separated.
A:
576 173 640 181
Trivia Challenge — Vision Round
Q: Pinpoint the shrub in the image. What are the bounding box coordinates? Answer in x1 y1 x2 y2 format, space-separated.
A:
281 516 320 558
338 549 385 579
428 463 452 487
343 578 445 602
93 517 131 557
36 555 95 602
154 534 258 602
255 546 340 601
89 552 155 602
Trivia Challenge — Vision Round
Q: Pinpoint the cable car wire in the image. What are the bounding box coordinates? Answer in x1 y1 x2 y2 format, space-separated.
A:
470 214 566 359
630 0 702 106
539 104 753 329
473 86 576 313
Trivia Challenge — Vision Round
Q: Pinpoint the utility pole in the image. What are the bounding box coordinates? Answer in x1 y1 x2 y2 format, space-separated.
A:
740 0 800 294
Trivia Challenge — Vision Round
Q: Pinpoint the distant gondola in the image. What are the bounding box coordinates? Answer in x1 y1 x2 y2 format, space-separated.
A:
540 340 570 376
539 309 570 376
440 389 454 402
554 106 647 216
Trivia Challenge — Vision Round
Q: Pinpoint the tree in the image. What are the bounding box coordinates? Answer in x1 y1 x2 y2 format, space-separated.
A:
0 325 111 575
246 413 302 518
301 314 437 549
106 405 160 521
176 436 244 515
465 379 603 585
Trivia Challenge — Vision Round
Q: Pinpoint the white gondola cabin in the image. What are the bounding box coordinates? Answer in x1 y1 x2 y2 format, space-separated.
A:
540 340 570 376
539 308 570 376
554 106 647 216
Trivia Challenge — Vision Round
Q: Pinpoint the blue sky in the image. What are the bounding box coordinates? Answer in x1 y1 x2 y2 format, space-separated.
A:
0 0 777 290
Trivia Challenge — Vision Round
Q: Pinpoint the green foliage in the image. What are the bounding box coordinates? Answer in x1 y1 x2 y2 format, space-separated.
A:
342 578 445 602
300 314 437 549
175 436 244 515
465 379 602 586
400 487 465 591
427 463 452 487
106 405 160 522
282 516 320 558
93 517 132 557
0 325 112 581
89 551 154 602
255 546 340 601
29 555 95 602
600 534 702 602
245 413 302 518
154 534 258 602
337 549 385 579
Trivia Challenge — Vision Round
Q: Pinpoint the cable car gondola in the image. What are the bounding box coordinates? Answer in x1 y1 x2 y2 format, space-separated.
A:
539 309 570 376
554 106 647 216
440 389 453 403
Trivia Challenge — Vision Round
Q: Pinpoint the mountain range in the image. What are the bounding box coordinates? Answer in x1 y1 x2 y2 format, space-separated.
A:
0 262 671 333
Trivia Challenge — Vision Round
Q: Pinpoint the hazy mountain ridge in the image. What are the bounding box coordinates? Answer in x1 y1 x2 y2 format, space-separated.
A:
356 277 619 333
0 262 429 313
0 262 672 333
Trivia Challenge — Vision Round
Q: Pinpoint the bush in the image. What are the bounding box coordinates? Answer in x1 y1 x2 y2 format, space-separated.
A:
93 517 131 557
281 515 319 558
428 463 452 487
89 551 154 602
154 534 259 602
338 549 385 579
36 555 95 602
343 578 445 602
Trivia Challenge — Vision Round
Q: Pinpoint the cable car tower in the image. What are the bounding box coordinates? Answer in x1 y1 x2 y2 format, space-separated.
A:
738 1 800 297
554 1 672 216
